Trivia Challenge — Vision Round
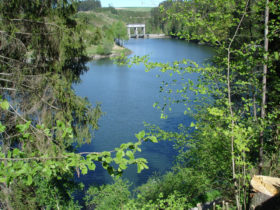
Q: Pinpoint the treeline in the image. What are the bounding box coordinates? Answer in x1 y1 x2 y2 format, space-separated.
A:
149 1 172 34
0 0 148 209
78 0 101 11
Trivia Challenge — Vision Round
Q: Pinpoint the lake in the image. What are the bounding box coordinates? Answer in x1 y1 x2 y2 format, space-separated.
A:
74 38 214 188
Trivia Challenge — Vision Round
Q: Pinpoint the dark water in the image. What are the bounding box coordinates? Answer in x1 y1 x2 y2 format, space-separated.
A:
73 39 214 188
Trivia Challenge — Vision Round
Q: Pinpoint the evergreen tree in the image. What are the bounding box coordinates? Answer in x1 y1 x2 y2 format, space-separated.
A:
0 0 151 208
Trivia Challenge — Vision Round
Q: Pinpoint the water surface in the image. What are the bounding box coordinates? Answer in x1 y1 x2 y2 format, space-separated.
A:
74 39 214 187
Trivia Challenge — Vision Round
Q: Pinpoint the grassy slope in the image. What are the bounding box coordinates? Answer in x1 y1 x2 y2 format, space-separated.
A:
116 7 154 12
75 8 155 58
75 11 130 58
86 44 131 58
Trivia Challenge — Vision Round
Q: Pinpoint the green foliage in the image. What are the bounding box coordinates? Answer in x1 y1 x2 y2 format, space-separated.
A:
112 21 129 41
0 0 156 208
134 167 212 207
119 1 280 209
74 12 129 56
1 0 279 209
78 0 101 12
85 179 131 210
84 169 211 210
5 176 82 209
91 27 103 45
96 38 113 55
125 191 188 210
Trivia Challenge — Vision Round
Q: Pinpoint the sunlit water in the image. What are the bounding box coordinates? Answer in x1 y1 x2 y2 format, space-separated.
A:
73 39 214 188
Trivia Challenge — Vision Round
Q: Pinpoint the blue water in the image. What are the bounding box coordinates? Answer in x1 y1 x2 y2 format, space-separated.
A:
74 39 214 188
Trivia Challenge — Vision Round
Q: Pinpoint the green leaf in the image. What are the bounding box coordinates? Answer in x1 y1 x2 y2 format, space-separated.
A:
148 136 158 143
0 100 9 110
16 121 31 133
88 163 96 171
126 150 134 160
275 51 279 60
116 150 124 159
190 122 195 127
12 149 20 156
135 130 145 140
153 102 159 108
0 177 7 183
119 163 127 170
26 175 33 186
0 122 6 133
81 167 88 175
137 162 149 173
137 164 144 173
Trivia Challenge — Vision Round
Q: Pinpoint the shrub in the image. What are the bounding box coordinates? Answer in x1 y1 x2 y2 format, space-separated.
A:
84 179 131 210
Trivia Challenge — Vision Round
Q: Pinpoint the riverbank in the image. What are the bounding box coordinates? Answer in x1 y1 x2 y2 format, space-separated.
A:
86 34 172 60
86 44 132 60
146 34 171 39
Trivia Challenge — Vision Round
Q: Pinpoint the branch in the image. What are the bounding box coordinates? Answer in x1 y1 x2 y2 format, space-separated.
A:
0 30 59 36
0 78 14 83
0 18 62 30
0 156 66 161
226 1 250 209
227 1 250 50
40 98 61 110
8 103 53 142
0 73 13 76
0 151 104 162
0 87 16 91
0 55 26 65
0 31 27 50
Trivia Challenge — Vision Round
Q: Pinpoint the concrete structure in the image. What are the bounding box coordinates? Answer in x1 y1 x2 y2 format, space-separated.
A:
127 24 145 39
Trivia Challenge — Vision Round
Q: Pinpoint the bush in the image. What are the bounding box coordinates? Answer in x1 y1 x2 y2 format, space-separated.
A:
84 179 131 210
96 38 113 55
134 167 214 207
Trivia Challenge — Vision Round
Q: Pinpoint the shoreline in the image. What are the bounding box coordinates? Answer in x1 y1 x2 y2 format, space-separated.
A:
87 44 132 61
87 35 174 61
146 34 171 39
86 36 211 61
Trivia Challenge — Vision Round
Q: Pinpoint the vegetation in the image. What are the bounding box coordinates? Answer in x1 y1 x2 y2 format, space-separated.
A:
85 0 280 209
78 0 101 12
0 0 279 209
117 7 153 12
0 0 154 209
74 11 129 57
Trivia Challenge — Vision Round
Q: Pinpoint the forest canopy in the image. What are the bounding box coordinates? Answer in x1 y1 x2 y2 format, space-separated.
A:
78 0 102 12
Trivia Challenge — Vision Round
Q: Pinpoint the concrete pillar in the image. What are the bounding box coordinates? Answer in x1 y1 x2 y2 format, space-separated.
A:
135 27 138 38
143 26 145 38
127 27 130 39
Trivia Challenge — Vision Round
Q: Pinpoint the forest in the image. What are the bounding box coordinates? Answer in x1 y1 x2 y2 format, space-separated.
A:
0 0 279 209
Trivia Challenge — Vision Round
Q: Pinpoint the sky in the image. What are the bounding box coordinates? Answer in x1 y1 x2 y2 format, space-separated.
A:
100 0 164 7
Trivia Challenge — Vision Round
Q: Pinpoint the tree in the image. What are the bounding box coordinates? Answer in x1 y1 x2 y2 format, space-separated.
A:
78 0 101 12
122 0 280 208
112 21 128 46
0 0 153 208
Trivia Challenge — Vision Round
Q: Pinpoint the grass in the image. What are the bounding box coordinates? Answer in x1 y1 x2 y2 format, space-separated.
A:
86 45 98 56
116 7 154 12
112 45 132 56
86 44 132 58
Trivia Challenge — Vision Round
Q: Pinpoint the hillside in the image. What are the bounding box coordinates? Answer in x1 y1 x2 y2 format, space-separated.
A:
116 7 153 12
74 7 157 58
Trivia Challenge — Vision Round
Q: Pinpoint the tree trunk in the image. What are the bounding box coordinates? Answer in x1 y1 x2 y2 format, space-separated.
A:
259 0 269 174
226 1 250 208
